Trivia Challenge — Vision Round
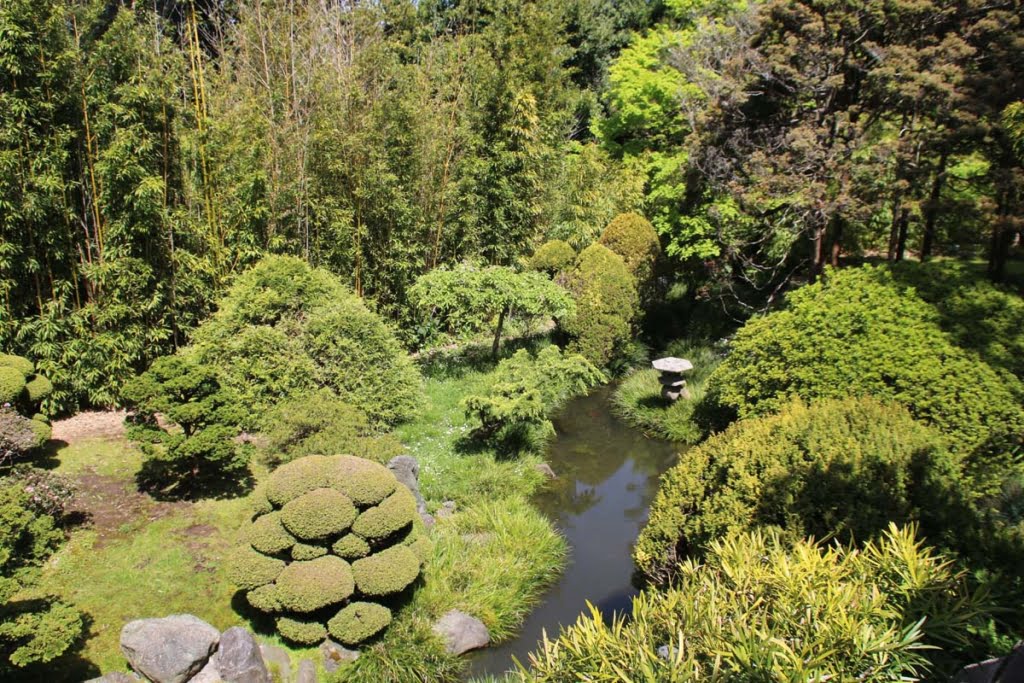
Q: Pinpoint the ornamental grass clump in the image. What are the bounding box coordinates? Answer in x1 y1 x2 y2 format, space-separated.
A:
229 454 430 647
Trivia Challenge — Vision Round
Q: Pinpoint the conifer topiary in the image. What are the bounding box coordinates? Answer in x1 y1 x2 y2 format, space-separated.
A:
598 212 661 288
229 454 430 646
561 244 639 367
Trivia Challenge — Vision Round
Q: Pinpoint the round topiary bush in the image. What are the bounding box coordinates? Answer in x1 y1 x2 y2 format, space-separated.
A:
598 212 661 288
229 454 430 647
528 240 576 275
561 244 639 367
0 367 26 405
0 354 34 376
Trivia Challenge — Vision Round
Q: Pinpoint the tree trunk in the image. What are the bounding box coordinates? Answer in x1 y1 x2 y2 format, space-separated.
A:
830 217 844 267
809 224 826 283
491 306 507 360
920 152 948 261
895 208 910 261
887 194 903 262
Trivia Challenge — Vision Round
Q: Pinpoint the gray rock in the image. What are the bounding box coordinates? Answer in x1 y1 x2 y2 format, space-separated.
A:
83 674 140 683
534 463 556 479
295 659 317 683
120 615 220 683
436 500 457 520
651 357 693 374
388 455 433 526
187 659 222 683
215 627 270 683
953 640 1024 683
432 610 490 655
656 645 671 661
320 638 359 672
257 644 291 683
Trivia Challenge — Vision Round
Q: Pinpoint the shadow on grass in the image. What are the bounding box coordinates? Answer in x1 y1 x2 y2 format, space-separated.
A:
136 462 255 503
416 334 552 381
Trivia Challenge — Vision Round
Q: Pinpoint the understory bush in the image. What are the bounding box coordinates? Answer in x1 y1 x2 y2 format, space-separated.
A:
122 355 250 498
597 212 661 291
260 389 405 467
560 244 639 367
463 346 605 448
230 455 430 647
191 256 421 427
0 355 53 465
634 396 960 582
0 478 83 671
527 240 576 275
525 526 991 681
706 265 1024 455
611 339 723 443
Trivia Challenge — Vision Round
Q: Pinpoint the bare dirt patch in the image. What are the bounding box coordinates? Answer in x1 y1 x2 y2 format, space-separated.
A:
52 410 127 443
70 471 186 548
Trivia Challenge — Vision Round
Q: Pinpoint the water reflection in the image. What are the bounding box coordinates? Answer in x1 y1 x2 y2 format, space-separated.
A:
467 386 680 678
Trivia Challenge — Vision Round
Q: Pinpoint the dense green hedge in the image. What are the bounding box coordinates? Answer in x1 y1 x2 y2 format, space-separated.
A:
528 526 992 681
527 240 576 275
229 454 428 646
706 265 1024 454
561 244 639 367
597 212 660 288
191 256 421 427
635 396 959 581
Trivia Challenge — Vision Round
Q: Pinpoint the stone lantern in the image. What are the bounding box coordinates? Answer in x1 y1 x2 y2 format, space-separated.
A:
651 357 693 401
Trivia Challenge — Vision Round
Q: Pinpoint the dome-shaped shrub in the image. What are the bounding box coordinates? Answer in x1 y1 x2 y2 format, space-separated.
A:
561 244 639 367
0 367 26 405
228 454 429 646
598 212 661 286
528 240 576 275
0 354 34 376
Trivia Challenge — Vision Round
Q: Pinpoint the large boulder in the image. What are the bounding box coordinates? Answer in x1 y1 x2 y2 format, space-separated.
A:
84 674 140 683
120 615 220 683
432 609 490 655
215 627 271 683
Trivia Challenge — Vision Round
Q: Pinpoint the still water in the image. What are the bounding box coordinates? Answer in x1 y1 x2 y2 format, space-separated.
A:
467 386 679 678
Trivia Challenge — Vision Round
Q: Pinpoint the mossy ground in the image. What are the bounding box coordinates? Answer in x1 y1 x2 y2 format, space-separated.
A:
22 339 566 682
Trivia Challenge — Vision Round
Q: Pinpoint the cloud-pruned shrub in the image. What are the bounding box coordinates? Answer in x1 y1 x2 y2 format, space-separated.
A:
229 455 429 647
527 240 576 275
0 355 53 464
190 256 420 427
560 244 639 367
597 212 661 290
634 396 960 582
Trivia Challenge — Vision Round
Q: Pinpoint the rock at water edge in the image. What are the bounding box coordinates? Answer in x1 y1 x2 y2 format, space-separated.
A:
432 610 490 655
120 615 219 683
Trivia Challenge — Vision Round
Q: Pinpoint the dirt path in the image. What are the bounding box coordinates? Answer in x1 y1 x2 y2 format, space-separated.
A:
51 410 127 443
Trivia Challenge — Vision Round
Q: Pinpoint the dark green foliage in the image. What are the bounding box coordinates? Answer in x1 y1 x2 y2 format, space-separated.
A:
528 526 993 681
230 454 426 646
328 602 392 646
597 212 661 289
561 244 640 367
351 546 421 597
527 240 576 275
707 266 1024 454
280 488 357 541
463 346 605 445
0 480 82 670
122 355 250 498
635 396 959 582
192 256 421 427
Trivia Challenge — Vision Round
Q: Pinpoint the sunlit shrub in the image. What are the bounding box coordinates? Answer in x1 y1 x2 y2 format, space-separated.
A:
526 526 991 681
635 396 959 582
527 240 576 275
598 212 660 289
228 454 427 646
560 244 639 367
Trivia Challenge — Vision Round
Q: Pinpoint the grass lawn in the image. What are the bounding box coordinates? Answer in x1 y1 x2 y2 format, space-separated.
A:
22 341 566 682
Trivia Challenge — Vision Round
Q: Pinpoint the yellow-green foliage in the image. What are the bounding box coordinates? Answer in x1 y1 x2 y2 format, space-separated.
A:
0 367 25 405
249 512 294 555
351 487 417 540
0 354 33 376
525 526 990 681
291 543 328 561
24 375 52 403
265 455 331 506
229 454 427 646
351 545 420 597
281 488 357 541
561 244 639 367
598 212 660 287
328 456 397 506
328 602 392 646
528 240 576 274
276 616 327 646
634 396 957 582
274 556 355 612
333 534 371 560
229 547 286 590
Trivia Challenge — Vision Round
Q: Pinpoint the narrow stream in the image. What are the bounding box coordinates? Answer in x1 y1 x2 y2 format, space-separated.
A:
467 386 679 678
